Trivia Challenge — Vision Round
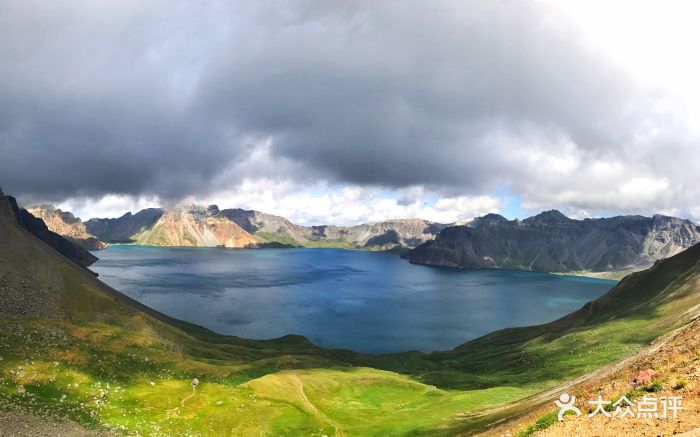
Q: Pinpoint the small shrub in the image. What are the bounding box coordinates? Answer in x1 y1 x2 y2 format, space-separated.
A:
517 411 559 437
623 389 643 401
643 381 663 392
673 379 687 390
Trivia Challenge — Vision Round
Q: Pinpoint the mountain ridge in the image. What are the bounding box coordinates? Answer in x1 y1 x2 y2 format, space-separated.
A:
132 204 258 248
405 209 700 275
83 204 447 250
26 205 106 250
85 207 164 243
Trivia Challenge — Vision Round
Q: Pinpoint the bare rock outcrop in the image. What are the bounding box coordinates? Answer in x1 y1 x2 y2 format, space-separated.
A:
134 205 258 248
405 210 700 274
26 205 106 250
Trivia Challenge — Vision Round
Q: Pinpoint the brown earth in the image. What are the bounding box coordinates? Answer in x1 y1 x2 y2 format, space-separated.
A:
484 317 700 437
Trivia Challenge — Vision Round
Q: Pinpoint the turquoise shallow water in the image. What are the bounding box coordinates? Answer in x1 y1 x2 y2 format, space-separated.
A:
91 246 616 354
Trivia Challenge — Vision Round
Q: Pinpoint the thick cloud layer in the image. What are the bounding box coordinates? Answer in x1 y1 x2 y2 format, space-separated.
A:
1 1 699 218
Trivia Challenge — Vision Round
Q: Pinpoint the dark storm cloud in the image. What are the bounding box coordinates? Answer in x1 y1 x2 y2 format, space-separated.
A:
1 0 696 212
0 0 246 202
195 1 638 190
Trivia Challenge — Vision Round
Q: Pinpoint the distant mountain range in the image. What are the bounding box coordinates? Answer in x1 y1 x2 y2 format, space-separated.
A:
221 208 446 249
27 204 447 251
25 204 700 276
405 210 700 276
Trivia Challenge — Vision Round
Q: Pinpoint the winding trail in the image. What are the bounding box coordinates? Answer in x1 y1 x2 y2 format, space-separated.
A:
290 374 345 437
166 384 197 415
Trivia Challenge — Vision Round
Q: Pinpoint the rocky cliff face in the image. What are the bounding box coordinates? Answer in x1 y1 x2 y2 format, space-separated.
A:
304 219 446 250
26 206 106 250
88 206 445 250
222 208 308 244
134 205 257 248
85 208 164 243
405 210 700 273
225 210 445 250
0 189 98 269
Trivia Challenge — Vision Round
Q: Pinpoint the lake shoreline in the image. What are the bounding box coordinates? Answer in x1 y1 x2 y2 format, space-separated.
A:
90 246 615 354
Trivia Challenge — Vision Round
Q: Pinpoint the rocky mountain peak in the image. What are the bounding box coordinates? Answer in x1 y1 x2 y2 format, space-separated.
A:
27 205 81 225
470 213 509 227
172 204 221 217
0 188 19 224
407 210 700 275
523 209 572 226
651 214 697 228
25 205 106 250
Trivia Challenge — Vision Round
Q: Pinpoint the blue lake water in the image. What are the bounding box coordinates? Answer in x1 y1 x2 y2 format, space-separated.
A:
91 246 616 354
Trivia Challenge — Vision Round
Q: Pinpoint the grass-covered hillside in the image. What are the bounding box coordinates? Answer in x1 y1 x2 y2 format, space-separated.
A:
2 188 700 436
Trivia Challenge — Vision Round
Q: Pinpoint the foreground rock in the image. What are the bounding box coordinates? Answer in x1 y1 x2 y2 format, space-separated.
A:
406 210 700 274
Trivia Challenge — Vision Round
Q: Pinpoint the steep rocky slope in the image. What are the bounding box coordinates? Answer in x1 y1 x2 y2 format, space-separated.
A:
0 189 97 268
222 208 309 243
134 204 257 248
406 210 700 274
303 218 446 250
85 208 163 243
26 205 106 250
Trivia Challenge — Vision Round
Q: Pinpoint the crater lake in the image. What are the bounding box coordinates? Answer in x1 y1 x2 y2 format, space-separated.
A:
91 246 616 354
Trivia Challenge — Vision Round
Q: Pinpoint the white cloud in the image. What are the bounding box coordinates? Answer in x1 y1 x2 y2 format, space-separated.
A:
202 180 503 225
690 206 700 222
56 194 161 221
60 179 503 226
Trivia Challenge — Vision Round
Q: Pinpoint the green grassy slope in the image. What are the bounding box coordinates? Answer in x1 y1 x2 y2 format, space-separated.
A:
1 195 699 435
384 244 700 434
0 204 527 435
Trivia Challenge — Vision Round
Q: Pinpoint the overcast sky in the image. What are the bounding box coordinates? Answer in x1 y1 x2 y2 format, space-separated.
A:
2 1 700 225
